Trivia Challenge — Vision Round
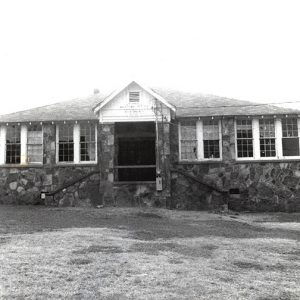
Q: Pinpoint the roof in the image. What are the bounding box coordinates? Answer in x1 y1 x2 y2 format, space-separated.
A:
152 88 300 117
0 94 105 123
0 86 299 123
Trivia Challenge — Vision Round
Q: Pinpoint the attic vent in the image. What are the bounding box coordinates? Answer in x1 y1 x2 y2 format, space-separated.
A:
129 91 140 102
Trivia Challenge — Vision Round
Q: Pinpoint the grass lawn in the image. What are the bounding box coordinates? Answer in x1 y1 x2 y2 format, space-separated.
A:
0 206 299 299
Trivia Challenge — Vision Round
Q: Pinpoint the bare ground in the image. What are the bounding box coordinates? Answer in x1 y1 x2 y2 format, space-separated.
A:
0 206 299 299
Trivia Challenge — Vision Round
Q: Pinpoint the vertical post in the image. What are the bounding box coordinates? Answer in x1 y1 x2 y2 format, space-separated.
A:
20 124 27 164
197 119 203 160
74 123 80 163
0 126 6 164
275 118 282 158
252 118 260 159
155 99 160 173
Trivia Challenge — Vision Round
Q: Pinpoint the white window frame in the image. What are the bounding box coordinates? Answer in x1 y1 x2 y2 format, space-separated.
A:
0 124 43 165
234 118 255 160
235 117 300 161
281 117 300 159
179 119 222 162
79 123 97 163
26 124 44 164
56 123 97 165
258 118 277 159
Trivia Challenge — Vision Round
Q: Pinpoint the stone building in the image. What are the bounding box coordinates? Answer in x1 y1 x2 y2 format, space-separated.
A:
0 81 300 211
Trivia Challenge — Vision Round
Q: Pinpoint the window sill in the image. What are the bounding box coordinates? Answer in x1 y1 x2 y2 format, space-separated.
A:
56 162 98 167
0 164 44 168
178 160 222 165
114 181 156 185
235 158 300 163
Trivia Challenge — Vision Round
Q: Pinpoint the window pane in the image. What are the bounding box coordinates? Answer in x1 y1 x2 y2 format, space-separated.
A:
180 121 197 160
282 118 298 137
236 119 253 158
237 139 253 158
204 140 220 158
59 124 74 142
27 145 43 163
203 119 219 140
181 140 197 160
80 124 96 161
58 124 74 162
282 138 299 156
260 138 276 157
27 124 43 163
259 119 275 138
259 119 276 157
6 125 21 164
180 120 197 140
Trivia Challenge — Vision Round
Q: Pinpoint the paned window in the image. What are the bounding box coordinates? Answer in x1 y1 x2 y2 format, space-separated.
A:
80 124 96 161
129 91 140 102
27 124 43 163
58 124 74 162
259 119 276 157
282 118 299 156
180 120 197 160
236 119 253 158
203 119 220 158
6 125 21 164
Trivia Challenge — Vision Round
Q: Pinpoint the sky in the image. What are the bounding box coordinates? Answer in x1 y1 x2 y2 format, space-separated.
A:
0 0 300 114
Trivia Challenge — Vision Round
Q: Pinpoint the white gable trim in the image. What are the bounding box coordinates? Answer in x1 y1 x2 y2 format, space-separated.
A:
93 81 176 113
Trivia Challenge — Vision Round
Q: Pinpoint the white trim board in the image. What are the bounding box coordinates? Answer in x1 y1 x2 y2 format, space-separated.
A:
93 80 176 113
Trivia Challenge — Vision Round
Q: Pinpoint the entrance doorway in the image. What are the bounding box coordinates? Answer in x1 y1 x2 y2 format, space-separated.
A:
115 122 156 182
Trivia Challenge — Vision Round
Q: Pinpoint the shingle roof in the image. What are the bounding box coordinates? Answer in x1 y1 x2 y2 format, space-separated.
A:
153 88 300 117
0 87 299 123
0 94 105 123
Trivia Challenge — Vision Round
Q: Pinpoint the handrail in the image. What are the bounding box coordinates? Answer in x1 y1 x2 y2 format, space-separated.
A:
114 165 156 169
170 168 228 195
45 170 100 197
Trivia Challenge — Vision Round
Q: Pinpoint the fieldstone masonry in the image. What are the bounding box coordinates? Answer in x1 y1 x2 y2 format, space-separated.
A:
99 123 115 205
170 117 300 212
0 123 101 206
1 118 300 211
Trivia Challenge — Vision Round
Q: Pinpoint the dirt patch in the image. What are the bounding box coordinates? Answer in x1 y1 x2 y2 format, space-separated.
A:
257 290 297 300
130 241 217 258
0 237 10 245
233 261 288 272
73 245 124 255
134 211 163 219
233 260 264 270
168 258 184 264
129 242 178 255
69 258 93 265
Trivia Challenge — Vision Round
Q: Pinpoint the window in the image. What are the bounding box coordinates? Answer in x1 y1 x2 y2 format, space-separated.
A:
6 125 21 164
282 118 299 156
80 124 96 161
203 119 220 158
27 124 43 163
259 119 276 157
236 119 253 158
58 124 74 162
129 91 140 102
180 120 197 160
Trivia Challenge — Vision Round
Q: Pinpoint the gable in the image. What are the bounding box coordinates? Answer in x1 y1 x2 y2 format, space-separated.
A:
95 81 175 123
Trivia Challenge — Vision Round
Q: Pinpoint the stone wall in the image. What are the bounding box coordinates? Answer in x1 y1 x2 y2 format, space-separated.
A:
0 123 101 206
98 123 115 205
170 118 300 212
112 183 161 207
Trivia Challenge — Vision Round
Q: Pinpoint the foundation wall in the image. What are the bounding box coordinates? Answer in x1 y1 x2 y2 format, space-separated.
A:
170 118 300 212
